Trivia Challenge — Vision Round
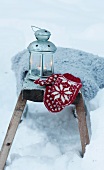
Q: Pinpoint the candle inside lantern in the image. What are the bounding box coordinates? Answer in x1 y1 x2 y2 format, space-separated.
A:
37 66 41 70
29 54 42 77
44 65 47 70
50 60 52 67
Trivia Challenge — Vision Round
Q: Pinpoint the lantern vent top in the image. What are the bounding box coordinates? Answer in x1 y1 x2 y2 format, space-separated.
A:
28 28 57 53
35 29 51 41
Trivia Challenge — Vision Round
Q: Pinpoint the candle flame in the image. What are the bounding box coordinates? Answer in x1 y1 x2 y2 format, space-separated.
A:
44 65 47 70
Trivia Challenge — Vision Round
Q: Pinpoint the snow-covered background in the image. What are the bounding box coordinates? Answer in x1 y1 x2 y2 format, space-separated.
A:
0 0 104 169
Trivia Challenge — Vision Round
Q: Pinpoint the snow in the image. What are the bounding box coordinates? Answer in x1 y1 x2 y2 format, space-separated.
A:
1 0 104 169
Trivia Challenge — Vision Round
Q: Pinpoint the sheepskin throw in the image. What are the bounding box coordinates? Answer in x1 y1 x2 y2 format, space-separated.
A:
11 47 104 101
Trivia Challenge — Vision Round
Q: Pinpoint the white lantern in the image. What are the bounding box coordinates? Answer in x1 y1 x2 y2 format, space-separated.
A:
28 28 57 79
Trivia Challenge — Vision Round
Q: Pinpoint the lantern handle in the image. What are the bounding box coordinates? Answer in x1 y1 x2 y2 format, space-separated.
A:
31 26 41 32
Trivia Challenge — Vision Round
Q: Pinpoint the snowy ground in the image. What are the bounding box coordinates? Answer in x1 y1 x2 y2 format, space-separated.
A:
1 0 104 170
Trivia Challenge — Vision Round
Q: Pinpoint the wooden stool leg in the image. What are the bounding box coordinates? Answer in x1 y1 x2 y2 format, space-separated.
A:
0 92 27 170
75 93 90 157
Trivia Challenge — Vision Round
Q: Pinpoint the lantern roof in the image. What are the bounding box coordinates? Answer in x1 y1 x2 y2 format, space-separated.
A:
28 29 57 53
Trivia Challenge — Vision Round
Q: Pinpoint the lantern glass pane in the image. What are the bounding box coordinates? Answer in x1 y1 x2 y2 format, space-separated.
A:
30 52 41 76
42 54 53 77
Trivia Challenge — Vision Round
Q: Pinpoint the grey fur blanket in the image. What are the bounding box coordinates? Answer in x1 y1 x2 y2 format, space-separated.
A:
11 47 104 101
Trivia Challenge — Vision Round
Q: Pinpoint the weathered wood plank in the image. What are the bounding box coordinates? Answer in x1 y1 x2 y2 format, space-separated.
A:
22 89 80 104
0 92 27 170
22 89 44 102
75 93 90 157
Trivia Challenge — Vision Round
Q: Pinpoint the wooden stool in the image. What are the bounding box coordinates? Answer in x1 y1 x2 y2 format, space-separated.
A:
0 74 90 170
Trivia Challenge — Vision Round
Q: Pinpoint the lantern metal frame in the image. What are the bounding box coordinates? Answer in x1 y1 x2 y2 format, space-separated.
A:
28 52 54 78
27 28 57 79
